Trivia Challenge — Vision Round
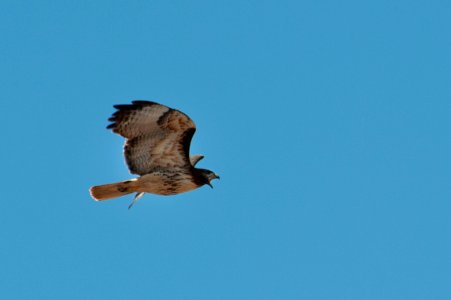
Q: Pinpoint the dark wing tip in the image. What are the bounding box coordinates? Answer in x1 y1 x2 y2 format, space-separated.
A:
113 104 135 110
132 100 159 106
108 101 150 130
112 101 158 111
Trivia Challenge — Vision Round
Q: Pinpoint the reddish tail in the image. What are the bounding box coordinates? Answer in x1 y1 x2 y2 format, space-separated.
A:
89 179 138 201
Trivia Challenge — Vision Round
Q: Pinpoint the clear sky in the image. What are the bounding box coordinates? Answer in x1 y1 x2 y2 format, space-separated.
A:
1 0 450 299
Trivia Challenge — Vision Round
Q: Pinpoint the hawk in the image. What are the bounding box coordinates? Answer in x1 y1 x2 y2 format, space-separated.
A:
89 100 220 208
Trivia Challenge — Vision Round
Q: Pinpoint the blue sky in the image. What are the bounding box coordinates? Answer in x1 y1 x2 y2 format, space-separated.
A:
1 0 450 299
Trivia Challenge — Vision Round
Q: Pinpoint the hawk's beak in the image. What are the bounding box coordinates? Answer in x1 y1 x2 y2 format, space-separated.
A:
207 174 220 188
215 174 220 180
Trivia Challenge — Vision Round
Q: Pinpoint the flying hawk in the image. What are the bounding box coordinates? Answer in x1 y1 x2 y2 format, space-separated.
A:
89 100 219 208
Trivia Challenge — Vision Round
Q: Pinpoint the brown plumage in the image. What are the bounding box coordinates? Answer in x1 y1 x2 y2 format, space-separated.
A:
89 100 219 207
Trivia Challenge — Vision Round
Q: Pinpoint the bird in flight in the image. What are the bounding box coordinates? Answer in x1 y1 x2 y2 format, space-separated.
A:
89 100 219 208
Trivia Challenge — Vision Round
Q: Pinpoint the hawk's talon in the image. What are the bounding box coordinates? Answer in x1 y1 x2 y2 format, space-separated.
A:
128 192 145 209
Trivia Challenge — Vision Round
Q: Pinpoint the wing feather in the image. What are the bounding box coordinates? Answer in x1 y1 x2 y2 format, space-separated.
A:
107 100 196 175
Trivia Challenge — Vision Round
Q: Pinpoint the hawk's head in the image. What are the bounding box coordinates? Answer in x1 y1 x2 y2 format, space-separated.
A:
194 168 220 188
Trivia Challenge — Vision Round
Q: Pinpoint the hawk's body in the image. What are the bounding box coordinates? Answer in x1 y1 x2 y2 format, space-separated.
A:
89 101 219 204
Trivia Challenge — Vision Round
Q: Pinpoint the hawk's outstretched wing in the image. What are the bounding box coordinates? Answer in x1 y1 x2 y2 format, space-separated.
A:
107 100 196 175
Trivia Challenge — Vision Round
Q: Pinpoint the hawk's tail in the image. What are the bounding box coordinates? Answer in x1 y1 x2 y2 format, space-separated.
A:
89 179 138 201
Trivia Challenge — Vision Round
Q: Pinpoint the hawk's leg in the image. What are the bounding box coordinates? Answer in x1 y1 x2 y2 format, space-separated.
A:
128 192 145 209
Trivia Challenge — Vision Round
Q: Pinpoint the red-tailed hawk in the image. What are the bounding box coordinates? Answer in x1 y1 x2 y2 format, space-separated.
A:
89 100 219 208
